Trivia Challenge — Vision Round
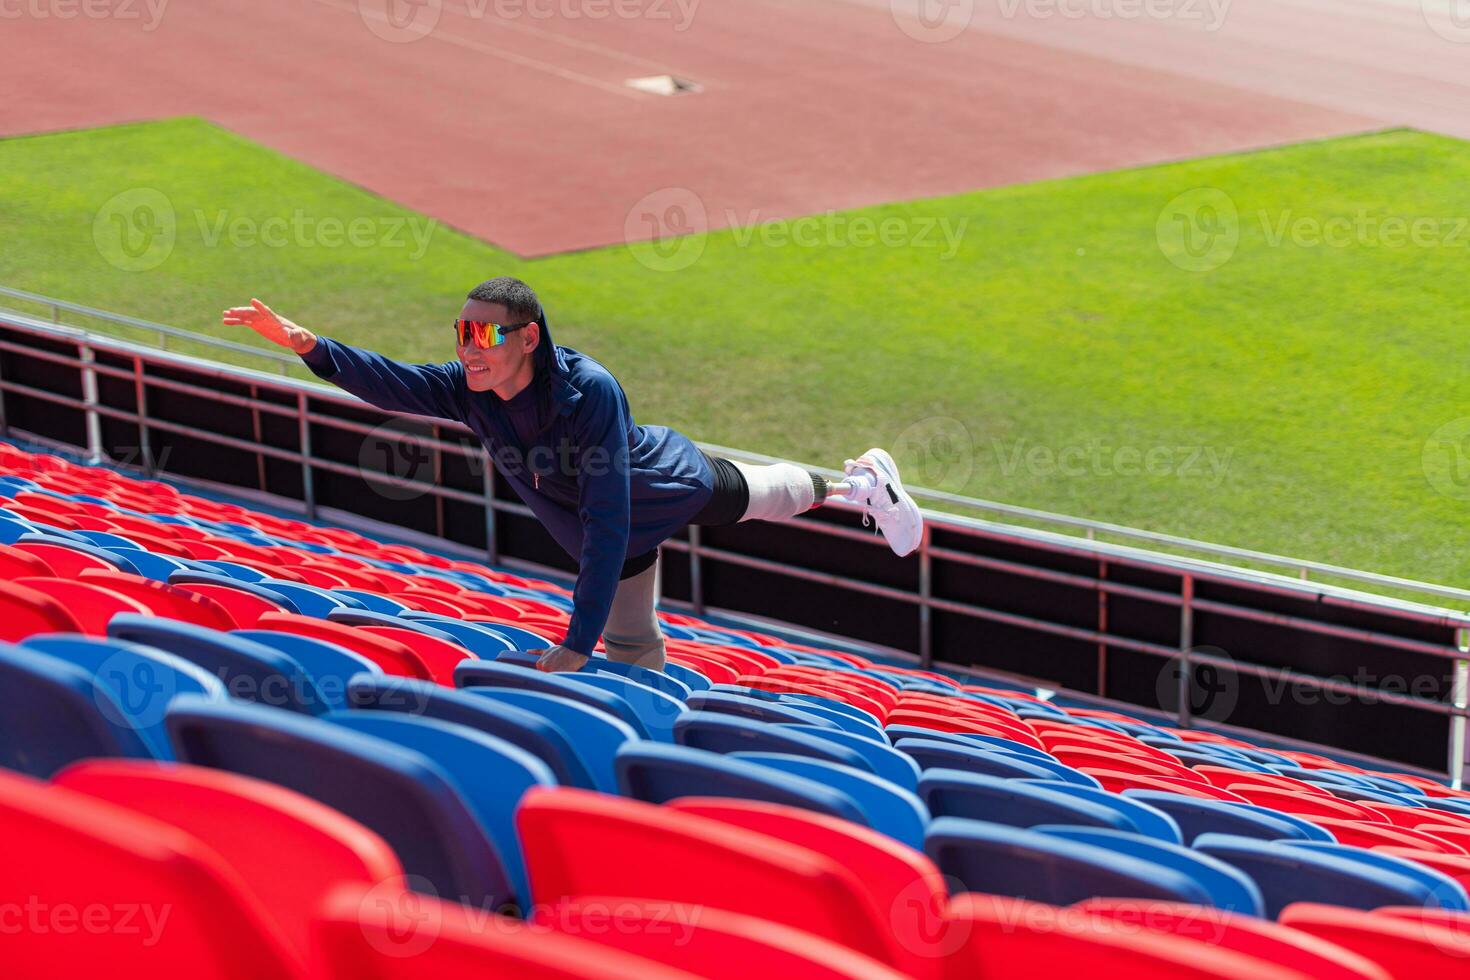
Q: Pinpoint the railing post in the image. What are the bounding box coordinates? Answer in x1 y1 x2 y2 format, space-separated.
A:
482 452 499 564
918 527 933 669
132 355 153 475
1177 574 1195 728
689 524 705 616
79 341 105 464
1453 624 1469 789
297 391 316 520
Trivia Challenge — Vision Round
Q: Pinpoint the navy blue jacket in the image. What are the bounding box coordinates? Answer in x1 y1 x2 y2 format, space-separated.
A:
299 316 713 653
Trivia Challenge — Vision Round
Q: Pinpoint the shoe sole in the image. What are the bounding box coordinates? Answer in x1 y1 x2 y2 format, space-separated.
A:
859 447 924 557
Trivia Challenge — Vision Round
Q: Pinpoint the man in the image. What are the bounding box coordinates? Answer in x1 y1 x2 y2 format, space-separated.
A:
223 277 923 673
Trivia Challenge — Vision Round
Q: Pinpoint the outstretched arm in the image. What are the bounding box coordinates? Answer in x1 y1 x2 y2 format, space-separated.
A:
223 298 463 422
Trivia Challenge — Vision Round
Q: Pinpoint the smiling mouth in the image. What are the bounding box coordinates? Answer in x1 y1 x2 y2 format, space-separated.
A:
465 364 490 375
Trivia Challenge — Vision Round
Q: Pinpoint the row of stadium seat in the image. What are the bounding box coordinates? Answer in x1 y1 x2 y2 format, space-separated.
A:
2 440 1469 977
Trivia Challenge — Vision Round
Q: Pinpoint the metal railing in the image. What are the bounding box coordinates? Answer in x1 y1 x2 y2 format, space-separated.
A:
2 288 1467 782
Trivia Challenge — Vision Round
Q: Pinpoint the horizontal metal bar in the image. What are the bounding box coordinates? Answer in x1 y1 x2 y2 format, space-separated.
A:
1190 596 1466 662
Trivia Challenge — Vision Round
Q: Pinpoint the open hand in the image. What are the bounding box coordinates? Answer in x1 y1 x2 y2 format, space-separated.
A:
222 298 317 354
534 645 590 673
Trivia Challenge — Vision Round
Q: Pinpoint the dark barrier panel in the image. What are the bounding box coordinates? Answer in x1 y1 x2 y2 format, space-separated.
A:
0 320 1463 775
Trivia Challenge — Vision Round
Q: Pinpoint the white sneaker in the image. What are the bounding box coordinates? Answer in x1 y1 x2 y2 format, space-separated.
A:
843 447 924 557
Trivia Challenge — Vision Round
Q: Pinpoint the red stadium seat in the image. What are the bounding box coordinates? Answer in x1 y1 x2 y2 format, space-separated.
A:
1076 899 1390 979
532 897 908 980
0 767 302 978
315 882 698 980
1081 770 1247 800
1302 816 1468 855
0 578 86 639
945 893 1309 979
55 760 403 964
1048 746 1204 783
1365 804 1470 831
173 582 289 628
78 570 239 631
0 541 53 576
1279 903 1470 972
1374 847 1470 893
358 625 474 684
1231 787 1391 824
1194 766 1335 797
885 709 1044 749
668 653 739 684
253 612 433 680
13 577 153 635
13 539 120 576
516 787 907 969
666 797 948 978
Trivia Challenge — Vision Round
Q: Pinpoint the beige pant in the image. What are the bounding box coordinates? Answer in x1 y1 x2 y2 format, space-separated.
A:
603 559 666 670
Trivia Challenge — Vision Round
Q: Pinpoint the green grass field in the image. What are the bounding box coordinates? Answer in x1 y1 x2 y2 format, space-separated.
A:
3 117 1468 593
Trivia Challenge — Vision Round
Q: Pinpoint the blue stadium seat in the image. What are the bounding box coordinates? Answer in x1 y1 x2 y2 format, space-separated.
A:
392 617 519 658
1353 773 1428 797
105 548 195 582
883 725 1065 765
23 633 226 759
896 737 1077 783
194 559 272 582
1035 826 1264 915
347 675 595 790
1279 840 1469 911
781 724 921 792
652 658 712 693
106 615 329 715
166 694 513 910
918 770 1140 832
406 612 549 651
1299 781 1425 807
1156 747 1278 773
674 712 874 773
455 660 649 738
562 673 685 741
732 752 929 850
325 710 554 912
778 695 887 738
1017 780 1183 844
471 688 638 794
331 589 416 614
615 742 867 825
587 658 694 702
257 580 364 617
1122 790 1334 844
166 572 302 613
1193 834 1447 917
925 818 1215 906
232 629 381 711
15 533 139 573
685 691 839 728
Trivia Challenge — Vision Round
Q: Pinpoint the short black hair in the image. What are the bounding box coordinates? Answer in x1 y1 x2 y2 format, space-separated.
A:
467 276 540 322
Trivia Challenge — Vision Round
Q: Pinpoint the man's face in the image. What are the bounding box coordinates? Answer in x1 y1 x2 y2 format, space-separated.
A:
457 299 538 393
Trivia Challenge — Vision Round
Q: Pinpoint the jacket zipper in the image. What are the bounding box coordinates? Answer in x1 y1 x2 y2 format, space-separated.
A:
534 473 540 491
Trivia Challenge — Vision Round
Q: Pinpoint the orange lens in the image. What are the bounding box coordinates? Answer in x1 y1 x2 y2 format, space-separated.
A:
455 320 502 349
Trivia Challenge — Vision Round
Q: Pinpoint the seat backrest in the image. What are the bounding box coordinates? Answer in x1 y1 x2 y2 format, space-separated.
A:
1277 840 1469 910
685 691 838 728
11 576 149 635
233 629 383 711
924 817 1215 906
918 769 1140 832
455 659 650 737
563 672 686 741
897 736 1067 782
669 797 950 977
107 615 330 715
23 633 227 757
79 569 239 630
1120 790 1329 844
590 658 694 701
0 767 302 978
325 710 555 913
472 687 637 794
253 612 433 680
315 882 699 980
674 711 873 772
166 695 513 911
516 787 903 968
1078 899 1391 979
55 759 402 963
1017 779 1183 844
348 674 594 789
945 893 1311 980
1279 902 1470 973
0 642 156 775
1034 825 1264 914
732 752 929 850
1193 834 1448 917
784 725 921 792
616 742 867 826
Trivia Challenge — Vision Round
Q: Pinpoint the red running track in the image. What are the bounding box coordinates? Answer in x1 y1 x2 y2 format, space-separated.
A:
3 0 1453 257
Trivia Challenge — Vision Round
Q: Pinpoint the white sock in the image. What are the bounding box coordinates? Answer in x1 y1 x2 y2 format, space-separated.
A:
730 460 818 522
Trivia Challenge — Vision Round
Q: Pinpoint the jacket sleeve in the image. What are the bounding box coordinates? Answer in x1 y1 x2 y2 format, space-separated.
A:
299 337 464 422
560 374 633 655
